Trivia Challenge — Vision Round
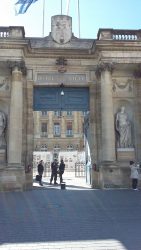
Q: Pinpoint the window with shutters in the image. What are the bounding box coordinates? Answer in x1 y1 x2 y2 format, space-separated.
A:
54 123 61 136
66 121 73 136
41 122 47 137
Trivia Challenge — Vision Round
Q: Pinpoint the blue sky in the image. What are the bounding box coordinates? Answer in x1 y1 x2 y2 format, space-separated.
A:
1 0 141 38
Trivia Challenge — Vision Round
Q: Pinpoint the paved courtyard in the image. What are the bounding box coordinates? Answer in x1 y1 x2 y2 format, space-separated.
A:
0 174 141 250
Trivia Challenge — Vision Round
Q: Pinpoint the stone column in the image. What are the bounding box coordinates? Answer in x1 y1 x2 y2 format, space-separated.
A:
8 62 24 165
96 63 116 161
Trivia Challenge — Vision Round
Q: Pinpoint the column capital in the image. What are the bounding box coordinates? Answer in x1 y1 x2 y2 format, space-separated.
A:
133 64 141 78
95 62 115 78
7 60 26 75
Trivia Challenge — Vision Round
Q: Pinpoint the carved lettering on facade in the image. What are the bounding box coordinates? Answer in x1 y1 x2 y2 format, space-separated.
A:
36 73 86 84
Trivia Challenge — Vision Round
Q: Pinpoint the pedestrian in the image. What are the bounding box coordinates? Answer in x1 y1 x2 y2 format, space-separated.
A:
59 159 65 183
130 161 139 190
37 160 44 186
50 159 58 184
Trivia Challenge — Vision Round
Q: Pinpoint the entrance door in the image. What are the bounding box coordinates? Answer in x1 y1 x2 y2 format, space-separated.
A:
33 86 90 184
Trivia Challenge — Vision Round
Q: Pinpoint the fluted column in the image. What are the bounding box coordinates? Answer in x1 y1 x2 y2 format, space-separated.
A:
8 62 24 165
96 63 116 161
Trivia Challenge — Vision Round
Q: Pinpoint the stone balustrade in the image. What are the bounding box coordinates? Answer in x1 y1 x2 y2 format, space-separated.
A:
98 28 141 41
0 26 25 38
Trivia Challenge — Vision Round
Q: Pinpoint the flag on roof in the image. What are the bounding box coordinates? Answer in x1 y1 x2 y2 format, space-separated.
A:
15 0 38 15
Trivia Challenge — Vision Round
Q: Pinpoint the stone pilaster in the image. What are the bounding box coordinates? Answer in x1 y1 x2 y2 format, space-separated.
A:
96 63 116 161
48 111 53 138
33 111 40 138
8 62 25 165
73 111 79 137
61 113 66 138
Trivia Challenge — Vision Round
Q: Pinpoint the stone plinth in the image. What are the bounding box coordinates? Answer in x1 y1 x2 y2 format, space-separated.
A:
117 148 135 161
0 166 26 191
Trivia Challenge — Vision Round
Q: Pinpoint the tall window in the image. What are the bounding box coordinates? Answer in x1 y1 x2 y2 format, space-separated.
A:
67 145 74 151
54 111 62 117
41 122 47 137
66 121 73 136
54 123 61 136
66 111 72 116
41 111 48 116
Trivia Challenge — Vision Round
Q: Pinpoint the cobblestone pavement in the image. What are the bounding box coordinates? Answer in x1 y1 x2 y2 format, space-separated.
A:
0 174 141 250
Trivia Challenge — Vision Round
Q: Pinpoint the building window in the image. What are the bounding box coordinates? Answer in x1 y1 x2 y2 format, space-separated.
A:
54 123 61 136
41 144 48 151
66 111 72 116
54 111 62 117
66 121 73 136
54 145 60 152
67 145 74 151
41 111 48 116
41 122 47 137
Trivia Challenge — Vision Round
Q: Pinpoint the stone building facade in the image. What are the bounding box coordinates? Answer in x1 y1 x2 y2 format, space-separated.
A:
0 15 141 191
33 110 85 154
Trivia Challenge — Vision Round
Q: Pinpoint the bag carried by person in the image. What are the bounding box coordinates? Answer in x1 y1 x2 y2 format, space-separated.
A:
36 175 41 181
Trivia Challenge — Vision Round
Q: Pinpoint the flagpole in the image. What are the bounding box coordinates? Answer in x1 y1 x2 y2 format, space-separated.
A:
42 0 45 37
66 0 70 15
61 0 62 15
77 0 80 38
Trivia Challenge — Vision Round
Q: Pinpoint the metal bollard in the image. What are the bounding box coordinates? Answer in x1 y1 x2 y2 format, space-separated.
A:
61 182 66 190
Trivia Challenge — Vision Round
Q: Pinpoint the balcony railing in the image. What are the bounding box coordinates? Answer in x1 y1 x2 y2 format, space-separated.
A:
0 26 25 38
97 28 141 41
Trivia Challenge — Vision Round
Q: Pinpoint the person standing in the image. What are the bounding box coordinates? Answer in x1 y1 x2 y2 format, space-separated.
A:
59 159 65 183
50 159 58 184
130 161 139 190
37 160 44 186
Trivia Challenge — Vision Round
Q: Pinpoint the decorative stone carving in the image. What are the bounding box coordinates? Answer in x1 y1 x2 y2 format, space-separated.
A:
51 15 72 44
112 79 132 92
7 60 26 75
0 76 10 90
95 62 114 78
56 57 67 73
134 64 141 78
115 106 132 148
0 111 6 148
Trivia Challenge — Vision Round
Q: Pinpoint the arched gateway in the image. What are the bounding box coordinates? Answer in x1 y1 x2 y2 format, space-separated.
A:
0 15 141 191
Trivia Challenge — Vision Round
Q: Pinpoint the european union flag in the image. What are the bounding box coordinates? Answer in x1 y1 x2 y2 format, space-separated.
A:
15 0 38 15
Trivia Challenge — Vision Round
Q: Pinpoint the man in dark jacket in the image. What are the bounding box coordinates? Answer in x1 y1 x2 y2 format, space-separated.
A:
59 159 65 183
50 159 58 184
37 160 44 186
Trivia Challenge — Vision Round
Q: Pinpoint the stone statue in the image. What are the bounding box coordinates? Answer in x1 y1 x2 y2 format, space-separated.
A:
0 111 6 148
115 106 132 148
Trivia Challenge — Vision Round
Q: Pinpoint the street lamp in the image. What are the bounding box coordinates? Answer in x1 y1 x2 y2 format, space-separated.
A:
60 83 64 96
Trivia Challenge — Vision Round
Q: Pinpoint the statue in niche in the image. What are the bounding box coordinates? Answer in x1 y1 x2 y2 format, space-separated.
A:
0 111 6 148
115 106 132 148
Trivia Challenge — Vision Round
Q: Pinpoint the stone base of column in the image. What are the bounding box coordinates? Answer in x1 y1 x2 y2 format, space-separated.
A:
0 165 27 192
117 148 135 161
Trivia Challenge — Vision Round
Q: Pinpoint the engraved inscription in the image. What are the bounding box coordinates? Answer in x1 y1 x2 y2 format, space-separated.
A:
36 73 86 84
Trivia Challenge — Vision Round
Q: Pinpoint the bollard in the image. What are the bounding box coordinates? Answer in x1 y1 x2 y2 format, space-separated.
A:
61 182 66 190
